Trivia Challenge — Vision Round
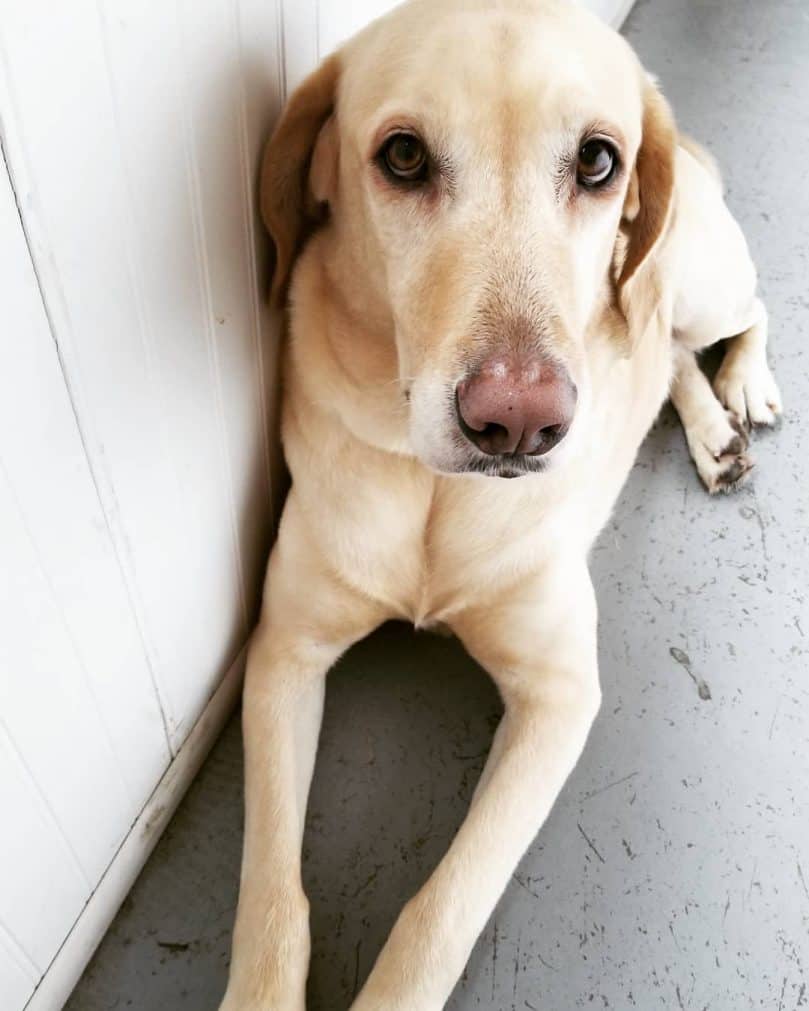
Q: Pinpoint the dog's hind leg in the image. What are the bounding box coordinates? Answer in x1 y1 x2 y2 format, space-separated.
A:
670 342 754 494
713 297 783 429
351 556 601 1011
220 500 389 1011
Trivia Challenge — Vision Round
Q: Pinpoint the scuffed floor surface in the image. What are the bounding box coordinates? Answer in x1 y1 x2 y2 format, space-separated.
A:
67 0 808 1008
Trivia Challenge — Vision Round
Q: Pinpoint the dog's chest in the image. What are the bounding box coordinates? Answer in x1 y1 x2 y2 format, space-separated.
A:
335 468 586 626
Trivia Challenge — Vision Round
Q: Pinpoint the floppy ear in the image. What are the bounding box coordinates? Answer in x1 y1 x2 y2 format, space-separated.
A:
260 54 341 308
615 79 677 339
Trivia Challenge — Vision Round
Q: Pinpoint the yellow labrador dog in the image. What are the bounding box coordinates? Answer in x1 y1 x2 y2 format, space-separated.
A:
222 1 782 1007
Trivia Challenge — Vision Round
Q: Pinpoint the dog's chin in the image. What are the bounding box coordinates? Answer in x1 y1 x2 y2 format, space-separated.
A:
459 455 549 479
416 449 550 480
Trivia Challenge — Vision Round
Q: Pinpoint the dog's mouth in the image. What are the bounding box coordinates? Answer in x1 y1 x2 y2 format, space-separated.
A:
435 446 550 479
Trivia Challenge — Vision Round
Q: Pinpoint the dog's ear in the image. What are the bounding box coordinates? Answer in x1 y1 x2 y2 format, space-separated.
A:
615 79 676 340
260 54 341 308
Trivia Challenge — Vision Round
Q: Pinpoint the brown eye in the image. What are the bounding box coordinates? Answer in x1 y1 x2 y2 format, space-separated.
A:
380 132 429 182
577 138 618 188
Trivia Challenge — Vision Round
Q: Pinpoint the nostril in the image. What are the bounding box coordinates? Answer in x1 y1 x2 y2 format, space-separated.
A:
456 399 512 449
524 421 569 455
477 422 508 440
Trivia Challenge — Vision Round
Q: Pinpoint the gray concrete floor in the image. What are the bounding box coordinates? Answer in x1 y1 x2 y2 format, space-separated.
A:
66 1 809 1008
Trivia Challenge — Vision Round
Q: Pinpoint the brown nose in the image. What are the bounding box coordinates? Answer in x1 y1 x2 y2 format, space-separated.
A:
456 354 577 456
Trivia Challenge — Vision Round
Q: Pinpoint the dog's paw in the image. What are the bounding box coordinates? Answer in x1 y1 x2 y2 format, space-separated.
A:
686 411 754 494
713 353 783 429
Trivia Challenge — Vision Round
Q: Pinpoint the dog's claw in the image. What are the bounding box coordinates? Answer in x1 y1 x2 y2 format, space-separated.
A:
686 408 754 495
707 449 754 494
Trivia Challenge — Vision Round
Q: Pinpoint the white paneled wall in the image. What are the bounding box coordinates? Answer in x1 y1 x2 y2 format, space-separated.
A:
0 1 631 1007
0 149 170 1004
1 0 284 749
0 0 284 1006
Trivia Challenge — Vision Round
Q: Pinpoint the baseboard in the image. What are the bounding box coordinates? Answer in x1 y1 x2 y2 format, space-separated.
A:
24 647 246 1011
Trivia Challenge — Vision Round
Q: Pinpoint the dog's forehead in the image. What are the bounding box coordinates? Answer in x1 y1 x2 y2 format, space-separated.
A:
340 0 643 147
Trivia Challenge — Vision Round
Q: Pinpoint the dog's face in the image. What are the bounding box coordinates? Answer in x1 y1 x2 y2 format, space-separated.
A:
263 0 675 478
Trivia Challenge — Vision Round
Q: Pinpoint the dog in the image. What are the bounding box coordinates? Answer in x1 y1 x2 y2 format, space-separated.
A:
220 1 782 1007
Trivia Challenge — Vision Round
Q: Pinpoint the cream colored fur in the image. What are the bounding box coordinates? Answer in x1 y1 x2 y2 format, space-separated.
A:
221 2 782 1008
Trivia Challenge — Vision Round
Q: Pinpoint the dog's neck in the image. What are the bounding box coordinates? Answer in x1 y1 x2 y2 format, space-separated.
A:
287 236 413 457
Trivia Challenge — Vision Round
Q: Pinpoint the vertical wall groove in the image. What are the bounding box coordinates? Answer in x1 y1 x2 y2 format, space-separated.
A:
0 456 132 811
0 919 39 983
92 0 177 754
0 30 173 763
0 725 91 893
176 9 250 642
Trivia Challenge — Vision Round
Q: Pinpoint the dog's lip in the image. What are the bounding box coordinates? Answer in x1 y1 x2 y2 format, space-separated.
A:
447 454 548 479
487 461 530 478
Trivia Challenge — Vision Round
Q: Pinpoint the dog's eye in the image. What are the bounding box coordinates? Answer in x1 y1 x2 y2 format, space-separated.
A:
379 133 429 183
577 138 618 189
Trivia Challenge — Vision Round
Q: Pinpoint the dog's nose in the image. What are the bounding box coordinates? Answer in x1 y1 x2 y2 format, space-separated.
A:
456 354 577 456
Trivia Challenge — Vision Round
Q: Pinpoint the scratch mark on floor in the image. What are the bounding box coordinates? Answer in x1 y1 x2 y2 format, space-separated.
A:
512 873 541 900
492 920 499 1001
156 940 190 952
577 822 606 864
769 695 784 740
797 860 809 903
352 941 361 999
513 933 521 1004
750 489 771 579
581 771 640 801
537 950 557 973
350 867 380 898
748 859 759 903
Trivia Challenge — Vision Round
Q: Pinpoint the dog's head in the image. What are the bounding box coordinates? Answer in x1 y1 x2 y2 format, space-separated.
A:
262 0 675 478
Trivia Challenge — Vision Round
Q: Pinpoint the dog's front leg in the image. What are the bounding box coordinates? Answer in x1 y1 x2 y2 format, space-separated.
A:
351 556 601 1011
221 503 388 1011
